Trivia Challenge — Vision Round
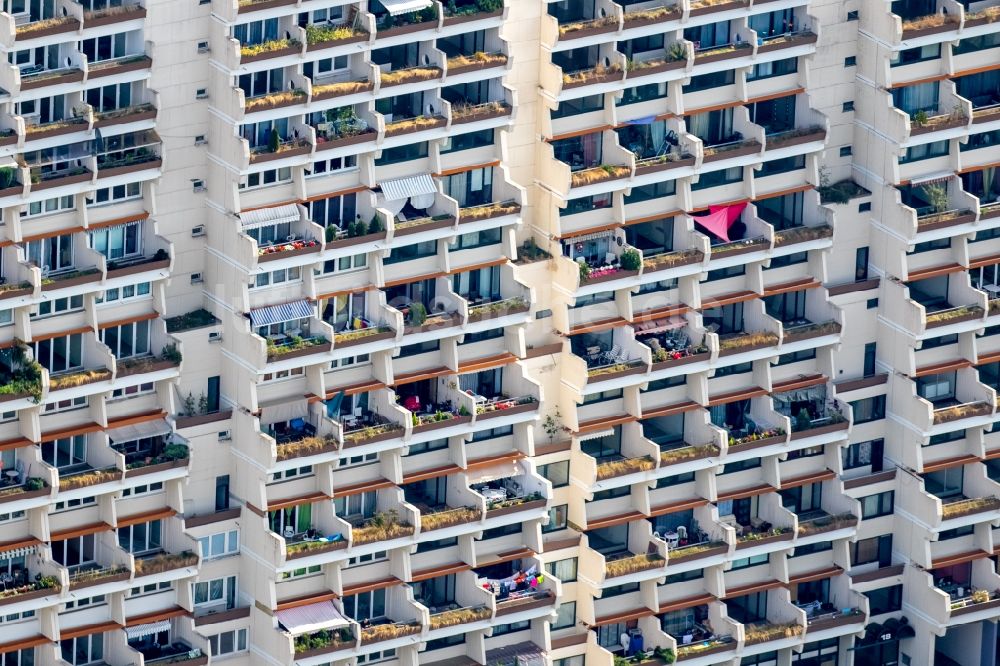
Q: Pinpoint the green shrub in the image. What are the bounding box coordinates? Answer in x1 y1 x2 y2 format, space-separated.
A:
619 248 641 271
407 302 427 326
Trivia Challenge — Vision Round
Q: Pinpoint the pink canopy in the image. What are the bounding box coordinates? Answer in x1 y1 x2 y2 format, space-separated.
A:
692 203 747 242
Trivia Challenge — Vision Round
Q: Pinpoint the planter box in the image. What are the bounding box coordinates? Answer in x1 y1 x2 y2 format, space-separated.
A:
467 303 529 324
250 143 311 164
581 268 638 285
689 0 747 16
668 544 728 564
342 428 402 449
766 130 826 150
327 230 386 249
42 271 101 291
393 215 454 237
246 93 307 114
25 121 89 141
0 134 16 147
717 339 776 357
15 18 79 39
710 239 769 259
477 401 538 421
635 155 695 176
258 243 321 263
0 486 48 505
926 309 984 329
377 20 438 39
807 613 864 632
88 56 153 79
756 32 817 54
951 597 1000 617
586 363 647 384
443 9 502 26
448 58 507 76
335 329 395 349
286 540 348 560
495 592 554 616
194 606 251 626
175 410 231 429
917 211 976 232
361 625 421 646
238 0 296 13
963 14 1000 28
85 6 146 27
452 105 510 125
124 457 189 479
33 171 93 191
384 117 447 137
99 158 162 179
485 498 546 518
789 421 848 441
651 352 710 372
0 287 32 302
278 440 338 461
702 140 761 162
558 22 619 42
95 107 157 128
735 530 794 550
902 22 958 39
677 642 736 661
295 642 355 659
623 10 682 29
315 130 376 152
0 586 57 607
313 81 375 101
727 434 786 453
21 69 84 91
106 258 170 280
563 70 624 90
974 106 1000 124
644 251 704 274
267 341 332 362
117 358 177 379
70 571 130 591
981 206 1000 221
307 33 369 51
413 415 472 434
403 313 462 335
628 59 687 79
782 324 841 344
694 45 752 65
240 45 300 64
910 116 968 136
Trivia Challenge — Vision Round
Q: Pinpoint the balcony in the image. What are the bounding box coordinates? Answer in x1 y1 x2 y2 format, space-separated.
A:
0 570 59 606
81 1 147 28
940 496 1000 520
717 331 780 357
420 506 483 532
605 550 665 579
96 131 162 179
795 511 857 539
133 550 199 577
293 628 356 659
742 622 804 647
360 620 422 645
899 10 959 40
266 335 331 362
351 509 415 547
676 634 736 661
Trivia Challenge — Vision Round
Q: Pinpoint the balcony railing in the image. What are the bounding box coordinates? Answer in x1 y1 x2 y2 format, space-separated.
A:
940 496 1000 519
717 331 779 355
569 164 630 188
742 622 803 646
266 335 330 361
294 628 355 657
352 510 415 546
796 512 856 537
932 400 993 425
133 551 198 576
595 455 656 480
659 443 719 466
420 506 482 531
950 590 1000 615
676 634 735 659
428 605 492 630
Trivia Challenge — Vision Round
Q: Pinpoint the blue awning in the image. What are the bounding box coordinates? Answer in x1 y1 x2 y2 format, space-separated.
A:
250 300 314 328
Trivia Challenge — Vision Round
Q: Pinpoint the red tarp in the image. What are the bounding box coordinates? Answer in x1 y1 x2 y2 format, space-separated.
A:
692 203 747 242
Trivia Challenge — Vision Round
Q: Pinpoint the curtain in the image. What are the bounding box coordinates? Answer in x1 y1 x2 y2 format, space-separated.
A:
296 504 312 532
650 121 666 155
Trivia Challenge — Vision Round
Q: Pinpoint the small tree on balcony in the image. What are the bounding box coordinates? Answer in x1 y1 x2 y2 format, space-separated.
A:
620 249 641 271
922 183 949 214
268 128 279 153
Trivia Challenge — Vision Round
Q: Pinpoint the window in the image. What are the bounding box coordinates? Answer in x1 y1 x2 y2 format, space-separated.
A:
543 504 568 532
730 553 769 570
865 585 903 615
80 32 129 64
844 56 856 67
33 295 83 319
89 181 142 206
860 491 894 519
97 282 151 304
552 600 576 629
859 202 871 212
852 534 892 567
442 129 493 153
101 320 150 359
117 519 162 554
41 434 86 469
492 620 530 636
198 530 239 559
240 167 292 190
44 396 87 414
747 56 797 81
538 461 569 487
863 342 877 377
545 557 578 582
26 234 73 272
194 575 237 609
207 629 248 656
343 588 386 622
843 439 884 470
129 581 171 597
111 382 154 400
850 395 886 424
840 146 853 157
843 101 854 112
22 195 74 218
61 634 103 665
900 139 949 163
121 481 163 497
253 266 301 289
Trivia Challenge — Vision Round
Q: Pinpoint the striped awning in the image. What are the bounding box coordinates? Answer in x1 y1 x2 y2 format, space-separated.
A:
249 300 314 328
635 318 686 335
380 0 433 15
0 545 35 559
910 171 954 186
380 174 436 201
106 419 171 443
124 620 171 640
239 204 300 230
563 230 614 244
276 601 350 636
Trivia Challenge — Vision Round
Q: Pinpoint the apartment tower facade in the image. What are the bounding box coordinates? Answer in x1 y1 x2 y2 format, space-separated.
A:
0 0 997 665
